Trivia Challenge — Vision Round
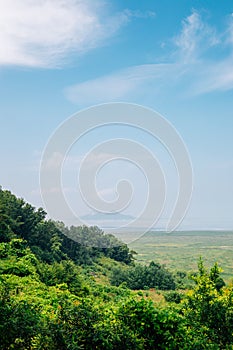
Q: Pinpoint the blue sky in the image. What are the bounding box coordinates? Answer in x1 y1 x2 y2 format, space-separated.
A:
1 0 233 230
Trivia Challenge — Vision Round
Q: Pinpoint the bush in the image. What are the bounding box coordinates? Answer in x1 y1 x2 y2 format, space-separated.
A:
110 261 176 290
182 259 233 347
0 286 40 350
164 291 183 304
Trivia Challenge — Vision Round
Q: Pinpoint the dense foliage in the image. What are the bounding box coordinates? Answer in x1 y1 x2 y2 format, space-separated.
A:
0 187 233 349
0 187 133 265
110 261 176 290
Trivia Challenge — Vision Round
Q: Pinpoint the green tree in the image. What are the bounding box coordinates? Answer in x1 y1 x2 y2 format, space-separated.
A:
110 262 176 290
183 259 233 347
118 298 184 349
0 283 40 349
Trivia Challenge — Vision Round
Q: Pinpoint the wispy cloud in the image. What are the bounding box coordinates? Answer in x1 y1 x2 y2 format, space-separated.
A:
174 10 219 62
65 10 233 103
123 9 156 20
65 63 181 105
226 13 233 45
174 11 233 94
0 0 129 68
191 55 233 94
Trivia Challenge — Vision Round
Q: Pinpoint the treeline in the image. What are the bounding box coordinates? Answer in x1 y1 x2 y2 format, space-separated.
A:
0 187 133 265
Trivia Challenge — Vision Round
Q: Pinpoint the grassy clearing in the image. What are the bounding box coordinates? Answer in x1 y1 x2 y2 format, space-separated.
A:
128 230 233 282
132 288 166 304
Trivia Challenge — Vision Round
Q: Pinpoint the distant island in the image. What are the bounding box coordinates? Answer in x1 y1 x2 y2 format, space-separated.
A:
81 212 135 227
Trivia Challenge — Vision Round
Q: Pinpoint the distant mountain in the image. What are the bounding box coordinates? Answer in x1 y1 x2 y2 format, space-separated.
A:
81 212 135 228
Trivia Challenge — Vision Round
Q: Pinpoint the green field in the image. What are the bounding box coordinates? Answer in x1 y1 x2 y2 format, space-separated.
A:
128 230 233 282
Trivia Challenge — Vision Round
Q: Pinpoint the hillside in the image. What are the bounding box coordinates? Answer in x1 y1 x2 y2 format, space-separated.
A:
0 187 233 349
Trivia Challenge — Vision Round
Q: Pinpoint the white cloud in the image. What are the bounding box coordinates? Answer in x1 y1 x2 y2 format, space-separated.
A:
0 0 128 67
226 13 233 45
65 10 233 103
97 187 117 202
65 63 180 105
174 10 219 63
172 10 233 94
191 56 233 94
123 9 156 19
45 151 64 169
